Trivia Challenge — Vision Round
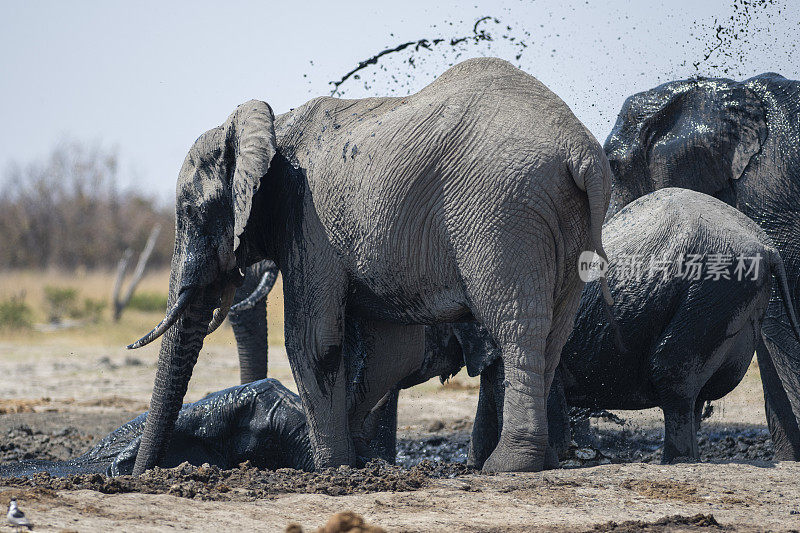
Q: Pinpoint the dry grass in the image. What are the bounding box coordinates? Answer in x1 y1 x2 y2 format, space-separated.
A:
0 268 286 347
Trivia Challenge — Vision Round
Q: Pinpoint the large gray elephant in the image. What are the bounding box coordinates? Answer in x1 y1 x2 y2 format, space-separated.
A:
128 58 613 475
603 73 800 459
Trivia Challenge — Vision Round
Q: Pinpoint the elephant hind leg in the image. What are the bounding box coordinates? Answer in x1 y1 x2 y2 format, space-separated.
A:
469 355 566 470
481 333 553 473
460 222 578 472
476 293 562 472
757 338 800 460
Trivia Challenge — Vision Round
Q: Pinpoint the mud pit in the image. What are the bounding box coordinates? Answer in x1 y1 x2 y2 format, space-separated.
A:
1 344 799 531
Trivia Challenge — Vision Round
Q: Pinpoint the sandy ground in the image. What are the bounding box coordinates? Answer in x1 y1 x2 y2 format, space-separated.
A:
1 336 799 532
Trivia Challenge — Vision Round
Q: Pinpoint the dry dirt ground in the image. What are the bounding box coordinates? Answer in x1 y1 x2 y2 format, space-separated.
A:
1 330 800 532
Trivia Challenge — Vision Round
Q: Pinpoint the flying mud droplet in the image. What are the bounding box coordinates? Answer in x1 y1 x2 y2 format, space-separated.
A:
688 0 797 77
326 16 531 97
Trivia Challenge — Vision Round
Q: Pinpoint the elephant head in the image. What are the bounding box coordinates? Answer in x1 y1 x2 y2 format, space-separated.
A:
128 100 277 475
603 77 767 217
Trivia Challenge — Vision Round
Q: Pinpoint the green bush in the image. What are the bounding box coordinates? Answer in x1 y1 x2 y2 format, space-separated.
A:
74 297 107 320
43 286 78 322
128 291 168 313
0 294 32 328
42 286 106 322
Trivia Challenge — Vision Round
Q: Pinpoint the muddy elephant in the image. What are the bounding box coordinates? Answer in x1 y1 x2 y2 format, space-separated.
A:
128 58 613 474
468 189 800 465
0 379 312 478
604 72 800 459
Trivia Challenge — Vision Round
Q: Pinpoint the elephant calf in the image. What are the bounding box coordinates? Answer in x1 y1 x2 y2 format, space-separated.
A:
471 188 800 464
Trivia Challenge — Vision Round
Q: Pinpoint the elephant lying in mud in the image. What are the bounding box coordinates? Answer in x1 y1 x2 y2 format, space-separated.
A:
0 333 469 478
603 73 800 460
128 57 613 474
0 379 312 477
468 189 800 465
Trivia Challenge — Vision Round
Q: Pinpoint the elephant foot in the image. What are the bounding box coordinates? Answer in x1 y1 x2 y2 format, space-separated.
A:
543 445 560 470
773 446 800 462
353 436 381 468
481 436 547 473
312 440 358 470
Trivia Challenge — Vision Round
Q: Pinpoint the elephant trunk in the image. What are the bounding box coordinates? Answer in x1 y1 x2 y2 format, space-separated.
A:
229 265 272 384
131 281 217 475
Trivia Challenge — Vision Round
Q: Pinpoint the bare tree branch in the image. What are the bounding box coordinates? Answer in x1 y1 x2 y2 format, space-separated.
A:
112 224 161 321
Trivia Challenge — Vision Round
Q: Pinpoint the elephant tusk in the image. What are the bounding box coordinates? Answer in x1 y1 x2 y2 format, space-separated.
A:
206 283 237 335
230 268 278 313
127 288 196 349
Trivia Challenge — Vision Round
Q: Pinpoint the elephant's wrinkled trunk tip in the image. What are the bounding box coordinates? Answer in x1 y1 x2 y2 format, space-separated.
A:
206 284 237 335
230 269 278 313
127 288 196 349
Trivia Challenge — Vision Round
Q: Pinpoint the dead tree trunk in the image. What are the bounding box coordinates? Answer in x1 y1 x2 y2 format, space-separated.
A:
112 224 161 321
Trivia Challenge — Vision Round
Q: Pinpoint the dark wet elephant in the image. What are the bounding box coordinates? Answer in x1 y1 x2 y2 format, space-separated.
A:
0 379 312 478
128 58 613 474
467 189 800 465
604 72 800 460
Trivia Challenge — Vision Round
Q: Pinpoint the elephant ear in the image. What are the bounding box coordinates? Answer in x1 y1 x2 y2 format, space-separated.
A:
727 86 768 180
223 100 278 255
637 79 767 194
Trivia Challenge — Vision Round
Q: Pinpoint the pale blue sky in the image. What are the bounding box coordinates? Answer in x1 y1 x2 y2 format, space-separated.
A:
1 0 797 201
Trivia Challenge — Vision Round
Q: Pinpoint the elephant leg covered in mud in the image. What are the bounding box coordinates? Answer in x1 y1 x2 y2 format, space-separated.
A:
128 57 614 474
468 189 800 465
604 73 800 459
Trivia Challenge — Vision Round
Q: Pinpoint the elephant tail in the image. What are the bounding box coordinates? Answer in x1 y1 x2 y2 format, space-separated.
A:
568 147 628 352
571 151 614 307
769 248 800 344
